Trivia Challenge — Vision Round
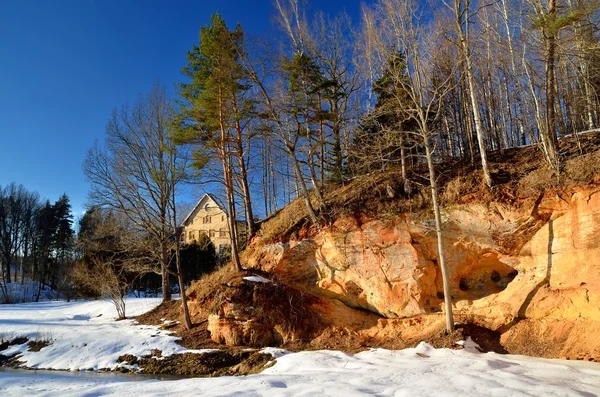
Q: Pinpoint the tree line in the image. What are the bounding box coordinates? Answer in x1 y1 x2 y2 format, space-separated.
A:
82 0 599 331
171 0 600 252
0 184 74 303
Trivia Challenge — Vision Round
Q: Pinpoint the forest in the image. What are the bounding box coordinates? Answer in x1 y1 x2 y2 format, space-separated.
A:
2 0 599 332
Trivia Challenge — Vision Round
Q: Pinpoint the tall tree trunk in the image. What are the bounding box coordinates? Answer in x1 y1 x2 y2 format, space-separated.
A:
268 140 278 212
422 123 454 333
222 149 242 272
217 87 242 272
542 0 561 174
231 95 256 240
523 45 544 142
461 80 476 164
455 0 493 187
174 234 191 328
288 146 320 226
161 242 171 302
36 254 47 302
307 143 326 210
5 253 11 284
172 184 192 329
332 121 343 182
500 0 530 146
261 141 270 216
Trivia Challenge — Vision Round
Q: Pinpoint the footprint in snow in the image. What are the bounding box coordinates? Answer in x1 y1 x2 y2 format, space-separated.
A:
263 381 287 388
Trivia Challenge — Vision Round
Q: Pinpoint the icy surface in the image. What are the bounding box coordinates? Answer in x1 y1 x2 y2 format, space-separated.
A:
1 299 600 396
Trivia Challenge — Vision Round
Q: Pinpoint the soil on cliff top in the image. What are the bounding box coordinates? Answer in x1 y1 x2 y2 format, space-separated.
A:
257 131 600 244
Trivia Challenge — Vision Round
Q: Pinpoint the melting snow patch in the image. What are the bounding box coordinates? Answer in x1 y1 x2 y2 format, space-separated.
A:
463 337 482 352
243 275 272 283
260 347 289 359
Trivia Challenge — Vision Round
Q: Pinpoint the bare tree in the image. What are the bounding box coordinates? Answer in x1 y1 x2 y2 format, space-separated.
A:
75 209 154 320
0 184 25 301
444 0 493 187
168 140 193 329
363 0 458 332
241 39 321 226
84 83 180 302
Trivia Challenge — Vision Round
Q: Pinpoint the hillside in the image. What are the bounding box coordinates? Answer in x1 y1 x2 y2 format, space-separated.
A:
154 131 600 360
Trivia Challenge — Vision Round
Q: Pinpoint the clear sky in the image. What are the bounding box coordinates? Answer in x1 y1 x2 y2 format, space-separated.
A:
0 0 368 218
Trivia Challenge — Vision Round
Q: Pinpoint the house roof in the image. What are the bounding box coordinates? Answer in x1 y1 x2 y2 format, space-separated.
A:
181 193 227 226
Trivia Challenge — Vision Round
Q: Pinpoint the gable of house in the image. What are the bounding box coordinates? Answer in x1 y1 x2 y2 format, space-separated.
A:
181 194 231 253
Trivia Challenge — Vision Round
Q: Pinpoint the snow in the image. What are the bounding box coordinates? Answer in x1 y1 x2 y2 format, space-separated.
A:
243 275 272 283
512 128 600 149
0 280 55 303
0 298 207 371
1 299 600 396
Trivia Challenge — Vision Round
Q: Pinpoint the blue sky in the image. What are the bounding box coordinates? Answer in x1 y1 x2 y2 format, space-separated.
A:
0 0 367 218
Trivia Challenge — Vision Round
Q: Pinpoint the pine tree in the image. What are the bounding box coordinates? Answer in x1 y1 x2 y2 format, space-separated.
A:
177 13 256 271
351 51 414 183
281 52 329 210
50 193 75 297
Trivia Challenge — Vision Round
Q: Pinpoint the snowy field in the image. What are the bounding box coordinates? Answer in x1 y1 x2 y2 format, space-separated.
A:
1 299 600 396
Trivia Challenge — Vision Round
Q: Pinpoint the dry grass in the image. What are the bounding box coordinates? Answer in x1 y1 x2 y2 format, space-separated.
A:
186 264 240 303
516 167 557 198
255 131 600 245
258 168 431 244
256 197 314 243
564 151 600 183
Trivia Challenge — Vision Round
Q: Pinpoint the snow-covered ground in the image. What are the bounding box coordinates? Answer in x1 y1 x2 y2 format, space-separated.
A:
0 280 56 304
0 298 203 371
1 299 600 396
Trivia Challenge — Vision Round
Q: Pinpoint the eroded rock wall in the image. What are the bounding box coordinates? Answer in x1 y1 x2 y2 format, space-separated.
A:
244 204 520 320
240 187 600 358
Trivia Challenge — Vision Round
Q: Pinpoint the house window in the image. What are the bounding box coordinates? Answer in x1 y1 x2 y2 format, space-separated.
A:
203 216 211 224
205 203 210 211
218 244 225 255
209 230 215 238
219 229 226 238
188 231 193 240
221 215 224 222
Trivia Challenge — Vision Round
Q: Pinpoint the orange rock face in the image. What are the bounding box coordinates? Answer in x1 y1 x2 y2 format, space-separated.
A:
245 210 518 320
237 187 600 358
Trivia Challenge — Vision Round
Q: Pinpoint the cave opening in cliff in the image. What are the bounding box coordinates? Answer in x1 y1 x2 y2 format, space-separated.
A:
453 256 519 301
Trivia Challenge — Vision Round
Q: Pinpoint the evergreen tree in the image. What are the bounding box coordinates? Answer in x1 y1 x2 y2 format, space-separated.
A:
351 51 415 179
282 52 329 207
176 13 256 270
50 193 75 297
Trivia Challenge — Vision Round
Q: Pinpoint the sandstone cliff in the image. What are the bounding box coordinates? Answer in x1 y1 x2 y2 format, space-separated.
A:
199 134 600 360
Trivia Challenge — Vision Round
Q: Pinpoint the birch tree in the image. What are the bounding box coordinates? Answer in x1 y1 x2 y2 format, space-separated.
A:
445 0 493 187
364 0 458 332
